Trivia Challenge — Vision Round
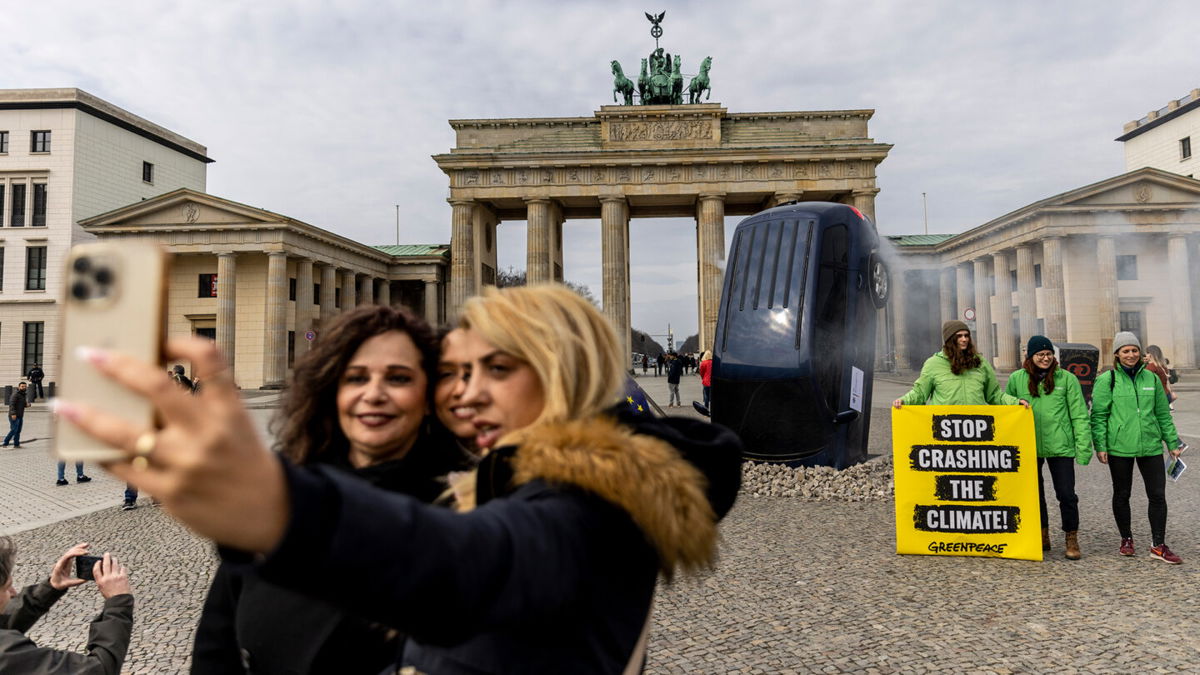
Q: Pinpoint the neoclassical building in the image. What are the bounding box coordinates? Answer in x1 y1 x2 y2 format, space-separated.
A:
80 190 448 388
0 88 210 387
883 167 1200 372
434 103 891 361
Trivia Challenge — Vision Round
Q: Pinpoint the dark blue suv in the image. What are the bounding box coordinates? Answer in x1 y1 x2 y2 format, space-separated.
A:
711 202 888 467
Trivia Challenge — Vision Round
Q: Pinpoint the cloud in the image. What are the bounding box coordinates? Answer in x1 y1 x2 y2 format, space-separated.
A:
5 0 1200 335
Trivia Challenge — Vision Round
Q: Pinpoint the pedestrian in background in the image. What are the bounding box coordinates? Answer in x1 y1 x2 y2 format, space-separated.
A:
3 383 28 448
55 461 91 486
699 350 713 410
1004 336 1091 559
1090 331 1185 564
667 352 683 407
893 321 1026 408
1143 345 1176 411
655 353 663 377
642 353 648 376
25 365 44 403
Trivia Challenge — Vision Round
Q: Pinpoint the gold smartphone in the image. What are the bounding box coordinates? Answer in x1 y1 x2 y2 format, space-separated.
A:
54 242 170 462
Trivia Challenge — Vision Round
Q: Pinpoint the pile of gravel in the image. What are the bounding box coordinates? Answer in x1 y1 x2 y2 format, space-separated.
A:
739 456 894 501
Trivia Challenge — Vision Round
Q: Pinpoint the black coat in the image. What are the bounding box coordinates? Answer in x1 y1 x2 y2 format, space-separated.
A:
238 414 741 675
0 581 133 674
666 359 683 384
8 390 27 418
191 436 470 675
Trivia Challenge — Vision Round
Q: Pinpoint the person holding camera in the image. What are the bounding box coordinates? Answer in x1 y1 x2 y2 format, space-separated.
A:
0 540 133 674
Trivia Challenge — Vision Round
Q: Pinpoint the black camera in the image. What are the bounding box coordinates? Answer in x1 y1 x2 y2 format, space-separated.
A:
75 554 103 581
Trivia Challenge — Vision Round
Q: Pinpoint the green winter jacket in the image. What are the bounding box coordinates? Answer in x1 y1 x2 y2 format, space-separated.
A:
1005 368 1091 464
1090 364 1180 457
900 351 1021 406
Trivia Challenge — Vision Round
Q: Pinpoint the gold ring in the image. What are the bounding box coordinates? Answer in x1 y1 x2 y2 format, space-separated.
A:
133 431 157 457
131 456 150 471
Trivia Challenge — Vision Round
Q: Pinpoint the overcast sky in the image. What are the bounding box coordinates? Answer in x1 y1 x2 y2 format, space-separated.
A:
4 0 1199 341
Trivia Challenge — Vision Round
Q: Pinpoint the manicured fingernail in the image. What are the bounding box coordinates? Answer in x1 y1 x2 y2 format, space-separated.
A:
52 399 81 421
75 345 109 365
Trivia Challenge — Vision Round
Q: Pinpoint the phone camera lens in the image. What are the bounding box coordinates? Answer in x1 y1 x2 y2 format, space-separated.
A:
73 257 92 273
93 267 114 286
71 281 91 301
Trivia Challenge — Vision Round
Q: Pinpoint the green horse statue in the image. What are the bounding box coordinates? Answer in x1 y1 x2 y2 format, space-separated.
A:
687 56 713 104
612 60 635 105
638 58 650 103
670 55 684 105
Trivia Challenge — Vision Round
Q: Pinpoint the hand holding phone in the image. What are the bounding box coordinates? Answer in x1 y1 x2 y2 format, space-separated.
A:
55 242 168 463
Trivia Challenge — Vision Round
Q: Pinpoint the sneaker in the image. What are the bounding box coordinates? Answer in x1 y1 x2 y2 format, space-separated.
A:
56 478 69 486
1119 538 1135 556
1150 544 1182 564
76 475 91 483
121 500 137 511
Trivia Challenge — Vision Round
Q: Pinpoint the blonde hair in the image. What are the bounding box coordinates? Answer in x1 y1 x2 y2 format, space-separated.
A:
458 284 624 428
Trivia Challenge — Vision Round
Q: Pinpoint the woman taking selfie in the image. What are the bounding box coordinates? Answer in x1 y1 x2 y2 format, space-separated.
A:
64 285 741 674
1090 332 1185 564
1003 336 1091 559
191 305 469 674
893 320 1025 408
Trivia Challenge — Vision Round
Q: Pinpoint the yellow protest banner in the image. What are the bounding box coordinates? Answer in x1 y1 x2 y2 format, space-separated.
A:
892 405 1041 560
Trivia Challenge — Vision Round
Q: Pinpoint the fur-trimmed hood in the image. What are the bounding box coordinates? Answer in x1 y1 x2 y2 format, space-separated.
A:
450 415 729 577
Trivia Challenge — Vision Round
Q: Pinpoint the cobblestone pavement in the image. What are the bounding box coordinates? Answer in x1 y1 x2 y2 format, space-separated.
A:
4 376 1198 673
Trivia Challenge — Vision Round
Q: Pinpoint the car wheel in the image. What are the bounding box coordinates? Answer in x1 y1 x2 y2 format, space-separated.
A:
868 254 889 308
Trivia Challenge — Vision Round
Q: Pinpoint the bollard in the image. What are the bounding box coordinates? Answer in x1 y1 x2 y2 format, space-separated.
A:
3 385 10 406
48 381 56 399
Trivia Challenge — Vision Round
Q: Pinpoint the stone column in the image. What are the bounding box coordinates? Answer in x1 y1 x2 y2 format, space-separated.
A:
1168 235 1195 367
972 257 993 363
696 192 726 353
955 263 973 338
376 279 391 308
359 274 374 306
216 252 237 372
550 202 565 282
525 198 552 284
263 252 288 388
341 269 357 309
600 195 631 368
1041 236 1067 344
1096 236 1119 354
851 188 880 223
939 267 956 327
448 199 476 319
424 280 440 325
991 250 1016 370
295 258 314 358
1016 244 1038 351
319 263 337 322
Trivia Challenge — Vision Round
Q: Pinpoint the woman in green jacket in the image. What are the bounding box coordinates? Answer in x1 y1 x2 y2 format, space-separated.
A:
1004 336 1091 560
1090 332 1186 564
893 321 1025 408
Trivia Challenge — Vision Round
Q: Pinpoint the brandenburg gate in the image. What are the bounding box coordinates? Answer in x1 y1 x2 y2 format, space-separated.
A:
434 103 891 361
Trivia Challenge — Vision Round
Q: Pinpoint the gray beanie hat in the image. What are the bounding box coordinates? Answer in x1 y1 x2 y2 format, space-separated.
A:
1112 331 1141 353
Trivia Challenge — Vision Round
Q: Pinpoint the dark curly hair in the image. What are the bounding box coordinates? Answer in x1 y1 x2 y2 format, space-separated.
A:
271 305 438 465
943 334 981 375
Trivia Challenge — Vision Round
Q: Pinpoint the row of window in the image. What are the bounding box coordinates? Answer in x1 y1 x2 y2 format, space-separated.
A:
0 182 48 227
197 274 343 307
0 130 51 155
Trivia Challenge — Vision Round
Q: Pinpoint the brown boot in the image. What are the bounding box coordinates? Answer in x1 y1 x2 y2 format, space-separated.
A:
1041 527 1051 551
1065 531 1081 560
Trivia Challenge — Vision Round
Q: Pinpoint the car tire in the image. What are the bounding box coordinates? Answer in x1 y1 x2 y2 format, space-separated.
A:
868 254 889 308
